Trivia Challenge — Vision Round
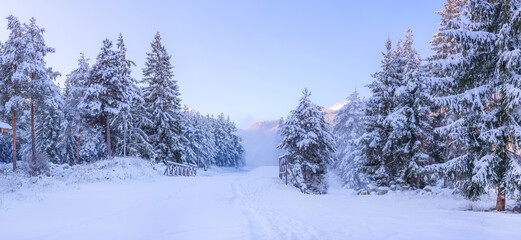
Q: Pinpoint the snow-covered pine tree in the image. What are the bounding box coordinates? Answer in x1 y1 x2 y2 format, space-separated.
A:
184 108 216 167
125 100 155 159
429 0 465 62
202 114 218 167
183 108 198 165
426 0 467 184
333 90 366 188
214 114 245 168
83 38 136 159
20 17 60 170
214 113 234 167
0 15 27 170
358 38 401 186
226 116 245 168
392 29 433 187
34 74 63 164
428 0 521 211
232 132 245 168
278 89 335 194
61 54 87 164
61 53 103 164
0 16 59 173
141 32 184 163
111 34 151 158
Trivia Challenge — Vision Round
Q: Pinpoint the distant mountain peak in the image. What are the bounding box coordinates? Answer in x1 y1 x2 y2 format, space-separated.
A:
327 100 349 111
320 100 349 125
247 120 280 133
247 99 348 133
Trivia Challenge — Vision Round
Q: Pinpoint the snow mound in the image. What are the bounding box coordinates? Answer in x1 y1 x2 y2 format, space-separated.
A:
0 157 162 196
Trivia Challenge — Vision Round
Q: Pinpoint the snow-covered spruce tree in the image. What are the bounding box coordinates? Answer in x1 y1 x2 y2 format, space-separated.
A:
213 113 244 167
428 0 521 211
424 0 467 188
183 108 198 166
358 38 401 186
33 74 63 164
0 15 27 170
20 17 60 170
201 114 218 167
61 54 87 164
111 34 152 158
184 109 228 168
125 99 155 159
226 116 245 168
278 89 335 194
333 90 366 188
0 16 59 173
213 114 228 167
141 32 184 163
392 29 433 187
214 113 235 167
430 0 465 62
61 53 106 164
83 38 136 159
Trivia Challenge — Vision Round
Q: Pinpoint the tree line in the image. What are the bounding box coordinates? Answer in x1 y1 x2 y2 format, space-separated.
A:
0 16 244 173
279 0 521 212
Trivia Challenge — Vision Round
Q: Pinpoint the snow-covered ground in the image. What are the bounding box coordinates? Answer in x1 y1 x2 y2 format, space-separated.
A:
1 158 520 240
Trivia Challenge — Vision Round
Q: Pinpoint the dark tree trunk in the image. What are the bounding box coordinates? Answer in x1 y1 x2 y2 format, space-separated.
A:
106 114 112 158
12 109 16 171
496 187 505 212
12 70 17 171
31 98 36 163
76 119 82 164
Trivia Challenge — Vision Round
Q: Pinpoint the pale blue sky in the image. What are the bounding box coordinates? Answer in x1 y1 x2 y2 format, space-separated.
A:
0 0 444 128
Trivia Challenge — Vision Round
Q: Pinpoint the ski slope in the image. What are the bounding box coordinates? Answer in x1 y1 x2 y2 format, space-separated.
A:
1 164 521 240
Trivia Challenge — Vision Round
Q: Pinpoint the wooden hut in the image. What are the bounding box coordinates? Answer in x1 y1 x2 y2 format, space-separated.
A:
0 121 12 134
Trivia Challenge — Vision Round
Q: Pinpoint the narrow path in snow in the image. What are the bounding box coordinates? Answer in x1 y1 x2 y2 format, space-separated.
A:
230 170 321 240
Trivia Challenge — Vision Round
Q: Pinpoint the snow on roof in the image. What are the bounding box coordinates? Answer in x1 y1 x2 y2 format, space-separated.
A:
0 121 12 130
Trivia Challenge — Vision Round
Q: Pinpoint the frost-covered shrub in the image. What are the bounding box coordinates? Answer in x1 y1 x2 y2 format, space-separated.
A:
26 152 49 176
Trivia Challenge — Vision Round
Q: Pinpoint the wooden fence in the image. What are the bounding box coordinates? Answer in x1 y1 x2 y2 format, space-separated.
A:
164 161 197 176
279 158 288 185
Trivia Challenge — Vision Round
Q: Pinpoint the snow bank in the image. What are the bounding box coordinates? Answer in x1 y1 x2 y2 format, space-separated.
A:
0 157 162 198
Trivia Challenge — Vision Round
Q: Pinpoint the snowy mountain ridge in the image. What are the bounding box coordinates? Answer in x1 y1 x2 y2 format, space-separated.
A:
247 99 348 133
247 119 281 133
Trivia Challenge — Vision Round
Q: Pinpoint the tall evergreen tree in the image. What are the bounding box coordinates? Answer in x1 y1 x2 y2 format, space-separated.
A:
83 38 136 158
34 76 63 164
183 109 216 167
430 0 466 62
60 54 100 164
24 17 60 169
278 89 335 194
428 0 521 211
111 34 150 158
142 32 184 163
428 0 467 167
392 29 433 187
333 90 366 188
359 38 402 186
0 15 27 170
0 16 59 172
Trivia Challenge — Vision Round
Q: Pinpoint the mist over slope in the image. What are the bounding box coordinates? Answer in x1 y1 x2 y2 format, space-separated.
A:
237 120 281 169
